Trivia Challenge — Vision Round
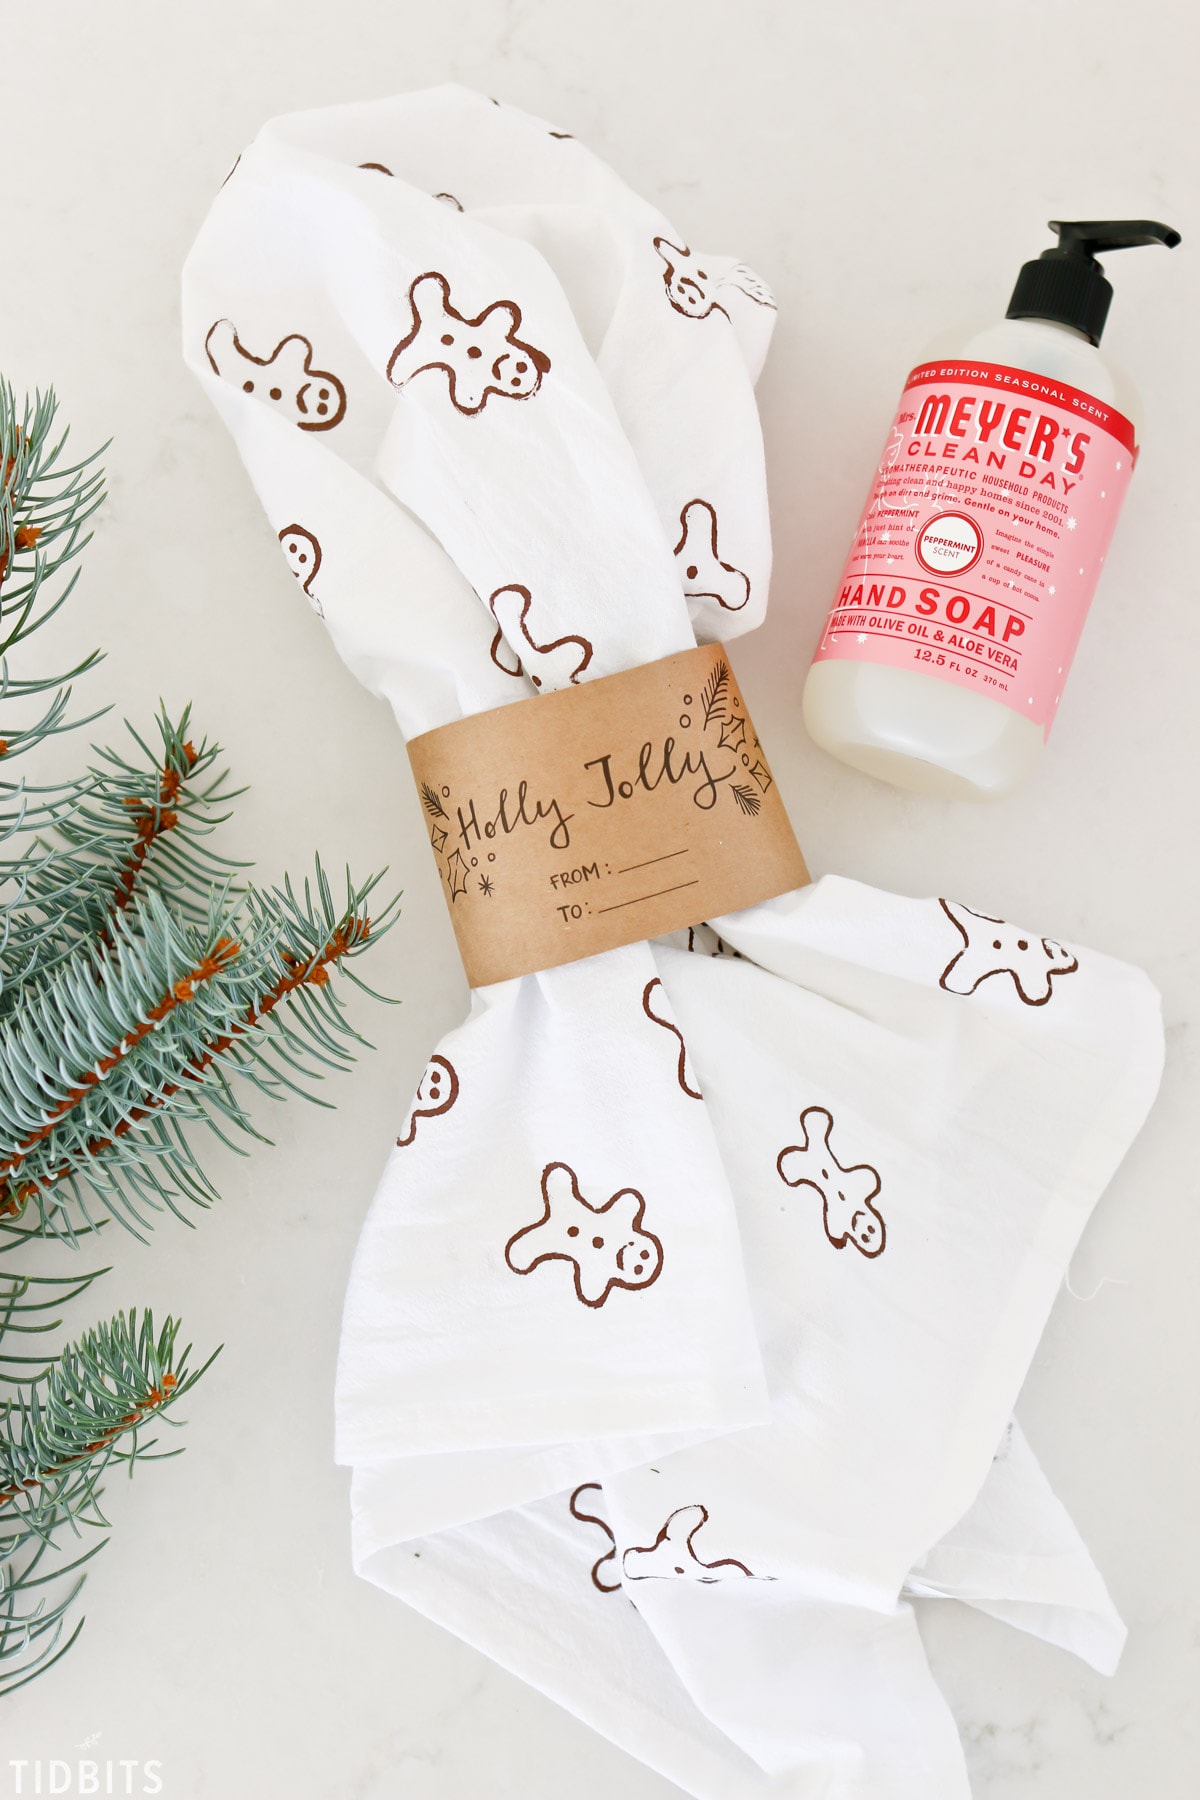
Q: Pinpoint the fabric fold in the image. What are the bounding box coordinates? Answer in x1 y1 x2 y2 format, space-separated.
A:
904 1417 1127 1676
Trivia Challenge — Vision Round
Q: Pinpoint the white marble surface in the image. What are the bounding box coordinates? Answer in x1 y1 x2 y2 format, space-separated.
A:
1 1 1197 1794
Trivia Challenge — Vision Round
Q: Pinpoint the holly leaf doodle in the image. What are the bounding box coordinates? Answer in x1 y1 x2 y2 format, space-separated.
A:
718 711 748 753
444 849 471 901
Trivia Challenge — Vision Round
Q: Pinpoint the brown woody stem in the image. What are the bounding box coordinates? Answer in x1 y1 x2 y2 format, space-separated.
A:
105 742 200 928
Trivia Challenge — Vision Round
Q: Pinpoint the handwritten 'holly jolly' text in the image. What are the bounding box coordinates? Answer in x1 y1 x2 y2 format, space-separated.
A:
449 736 737 864
584 737 735 812
455 783 573 853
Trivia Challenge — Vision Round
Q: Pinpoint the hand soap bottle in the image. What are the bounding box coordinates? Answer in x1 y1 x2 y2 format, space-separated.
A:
803 219 1180 799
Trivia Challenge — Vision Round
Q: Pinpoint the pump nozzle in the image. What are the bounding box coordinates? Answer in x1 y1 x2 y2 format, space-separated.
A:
1047 219 1181 258
1006 217 1181 344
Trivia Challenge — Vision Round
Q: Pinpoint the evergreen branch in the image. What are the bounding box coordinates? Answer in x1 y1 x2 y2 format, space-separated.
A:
0 865 397 1236
0 675 105 774
0 938 239 1177
0 1271 111 1379
0 380 399 1698
59 912 367 1156
0 1311 215 1695
1 708 243 1005
0 383 107 669
0 1311 204 1514
0 1542 95 1698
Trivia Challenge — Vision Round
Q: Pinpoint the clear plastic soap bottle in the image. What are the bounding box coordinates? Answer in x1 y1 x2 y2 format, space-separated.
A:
803 220 1180 799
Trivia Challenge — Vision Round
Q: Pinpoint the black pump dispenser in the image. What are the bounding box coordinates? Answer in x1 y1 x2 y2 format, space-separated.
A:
1005 219 1180 345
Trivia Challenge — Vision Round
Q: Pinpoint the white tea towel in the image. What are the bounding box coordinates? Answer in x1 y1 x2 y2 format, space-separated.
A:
183 86 1162 1798
184 88 776 1484
904 1417 1127 1676
361 1487 972 1800
352 1430 1124 1800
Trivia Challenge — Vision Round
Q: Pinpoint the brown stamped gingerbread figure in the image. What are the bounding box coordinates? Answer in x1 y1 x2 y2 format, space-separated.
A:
205 321 347 431
776 1106 886 1259
653 238 777 321
674 500 750 612
938 898 1079 1007
505 1162 663 1308
622 1504 757 1583
396 1054 460 1147
641 979 702 1099
387 272 550 414
278 524 323 614
568 1483 621 1594
487 584 593 688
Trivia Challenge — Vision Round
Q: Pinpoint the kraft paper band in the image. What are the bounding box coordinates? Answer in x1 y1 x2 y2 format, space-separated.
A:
408 643 809 987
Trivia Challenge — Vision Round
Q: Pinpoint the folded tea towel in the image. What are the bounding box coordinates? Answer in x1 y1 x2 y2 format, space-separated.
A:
185 90 776 1472
903 1417 1126 1676
352 1419 1124 1800
369 1487 974 1800
183 85 1162 1798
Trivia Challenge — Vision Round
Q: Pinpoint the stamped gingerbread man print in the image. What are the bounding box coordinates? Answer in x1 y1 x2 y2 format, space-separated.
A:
684 924 742 959
278 524 323 615
205 321 347 431
674 500 750 612
487 585 593 689
386 272 551 414
641 979 702 1099
622 1505 756 1583
568 1483 621 1594
938 899 1079 1007
777 1106 886 1259
505 1162 663 1308
395 1054 460 1147
653 238 777 321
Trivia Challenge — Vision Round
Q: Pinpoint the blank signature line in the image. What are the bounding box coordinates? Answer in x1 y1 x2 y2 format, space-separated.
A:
617 848 690 875
595 879 700 915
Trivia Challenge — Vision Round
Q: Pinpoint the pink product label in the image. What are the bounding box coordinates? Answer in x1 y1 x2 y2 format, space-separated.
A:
813 360 1136 730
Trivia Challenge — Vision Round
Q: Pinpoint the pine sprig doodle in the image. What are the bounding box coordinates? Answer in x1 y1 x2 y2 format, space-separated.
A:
731 783 761 817
421 781 448 821
701 659 730 729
